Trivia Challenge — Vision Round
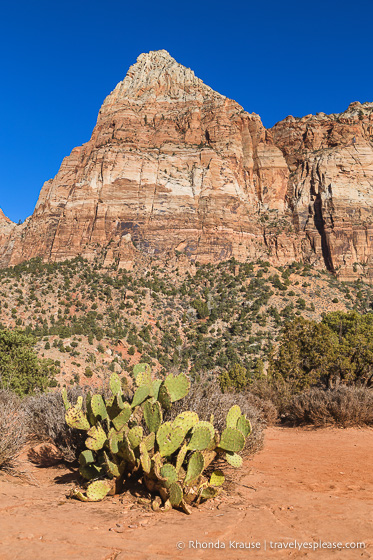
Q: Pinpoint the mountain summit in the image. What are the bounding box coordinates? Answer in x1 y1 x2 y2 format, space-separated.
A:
102 50 219 107
1 51 372 280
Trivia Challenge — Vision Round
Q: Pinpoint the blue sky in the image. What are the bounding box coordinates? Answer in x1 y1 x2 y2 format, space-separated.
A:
1 0 372 222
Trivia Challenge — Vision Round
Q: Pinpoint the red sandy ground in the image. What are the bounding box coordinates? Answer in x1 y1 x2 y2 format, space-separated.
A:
0 427 372 560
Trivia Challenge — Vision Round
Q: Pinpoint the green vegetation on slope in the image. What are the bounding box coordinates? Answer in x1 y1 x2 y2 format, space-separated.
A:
0 327 57 396
0 256 372 389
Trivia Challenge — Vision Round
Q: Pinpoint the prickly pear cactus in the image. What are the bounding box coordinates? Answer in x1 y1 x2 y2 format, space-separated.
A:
64 365 253 514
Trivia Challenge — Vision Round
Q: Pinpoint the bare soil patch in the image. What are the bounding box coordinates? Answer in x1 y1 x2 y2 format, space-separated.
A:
0 427 372 560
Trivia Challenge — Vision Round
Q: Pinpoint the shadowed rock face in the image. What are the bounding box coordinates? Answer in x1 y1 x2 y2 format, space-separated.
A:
271 102 373 280
1 51 372 280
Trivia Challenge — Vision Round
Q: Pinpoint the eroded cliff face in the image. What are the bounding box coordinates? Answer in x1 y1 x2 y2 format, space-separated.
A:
1 51 372 279
272 102 373 280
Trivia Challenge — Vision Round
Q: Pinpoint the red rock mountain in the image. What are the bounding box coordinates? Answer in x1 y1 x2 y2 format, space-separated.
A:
1 50 372 279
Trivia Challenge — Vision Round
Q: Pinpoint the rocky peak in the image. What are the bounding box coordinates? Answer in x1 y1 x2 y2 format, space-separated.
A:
101 50 222 110
338 101 373 120
0 208 12 225
278 101 373 126
0 52 372 281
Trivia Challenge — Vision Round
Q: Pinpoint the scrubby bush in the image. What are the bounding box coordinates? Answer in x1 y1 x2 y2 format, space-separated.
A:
272 312 373 391
191 298 209 319
0 390 27 471
219 363 248 392
283 386 373 427
25 388 87 462
247 377 294 417
0 328 56 396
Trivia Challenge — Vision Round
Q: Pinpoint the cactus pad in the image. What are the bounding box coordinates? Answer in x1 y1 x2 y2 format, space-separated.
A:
236 415 252 437
105 395 114 408
219 427 245 453
72 489 89 502
79 450 95 467
86 480 111 501
162 499 172 512
200 486 220 500
175 443 188 472
152 496 162 512
188 426 214 451
201 450 217 469
210 470 225 487
128 425 143 449
76 396 84 410
85 424 107 450
225 451 243 468
139 442 151 473
173 411 199 437
109 372 122 395
180 499 192 515
184 451 204 485
90 394 108 421
106 394 125 420
169 482 183 506
65 407 90 431
143 432 155 451
164 372 190 402
131 385 150 408
160 464 178 487
61 387 70 410
156 423 185 457
79 464 102 480
103 451 121 477
119 434 137 465
194 421 215 438
150 379 162 399
133 363 152 387
109 430 123 454
142 400 162 433
158 384 172 410
226 405 242 428
112 404 132 430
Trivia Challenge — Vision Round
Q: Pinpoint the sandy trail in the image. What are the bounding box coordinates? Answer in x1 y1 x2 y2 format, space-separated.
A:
0 427 372 560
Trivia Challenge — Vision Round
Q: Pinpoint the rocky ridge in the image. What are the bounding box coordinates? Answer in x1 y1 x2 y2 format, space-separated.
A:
1 50 372 280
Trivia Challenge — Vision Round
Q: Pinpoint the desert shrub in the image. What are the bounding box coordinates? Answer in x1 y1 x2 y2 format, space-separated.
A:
283 386 373 427
0 328 57 396
191 298 209 319
168 378 267 457
0 390 27 471
219 363 248 391
247 377 294 417
25 387 87 462
273 312 373 391
272 317 339 391
242 391 278 426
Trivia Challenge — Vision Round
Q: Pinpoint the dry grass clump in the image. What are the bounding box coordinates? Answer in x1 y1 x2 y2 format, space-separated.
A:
247 378 294 417
24 387 87 462
243 391 278 426
169 380 268 458
283 386 373 427
0 390 27 472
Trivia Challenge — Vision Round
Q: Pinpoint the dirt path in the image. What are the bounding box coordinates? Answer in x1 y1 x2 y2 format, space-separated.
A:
0 427 372 560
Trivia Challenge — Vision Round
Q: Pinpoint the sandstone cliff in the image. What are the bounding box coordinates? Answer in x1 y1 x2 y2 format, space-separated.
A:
272 102 373 280
1 50 372 280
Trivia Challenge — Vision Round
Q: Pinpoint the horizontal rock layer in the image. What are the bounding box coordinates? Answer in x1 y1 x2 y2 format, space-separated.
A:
1 51 372 280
